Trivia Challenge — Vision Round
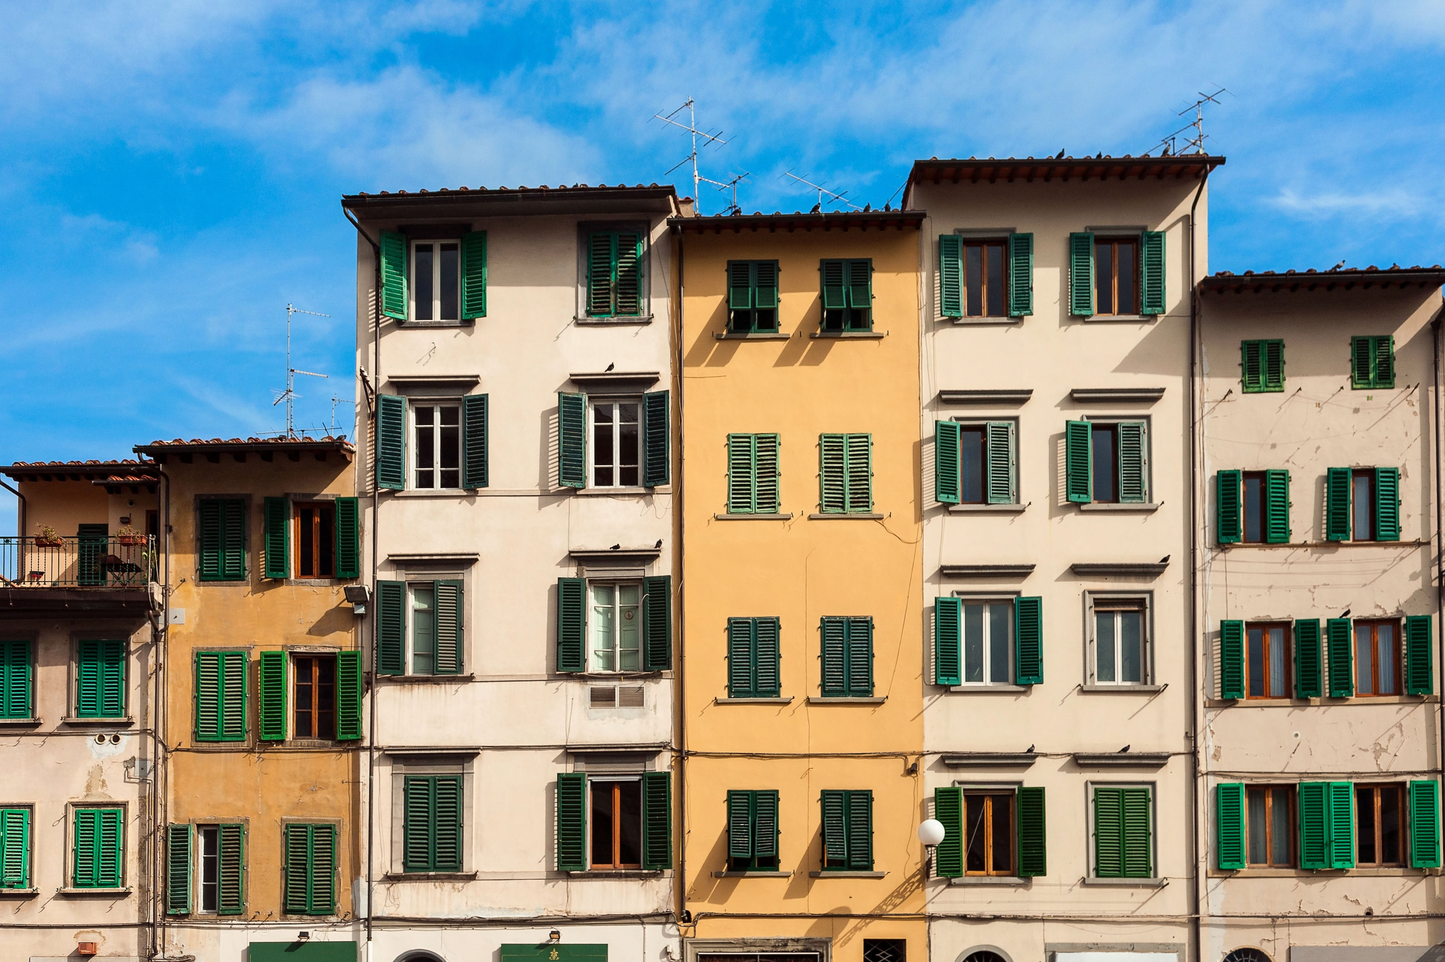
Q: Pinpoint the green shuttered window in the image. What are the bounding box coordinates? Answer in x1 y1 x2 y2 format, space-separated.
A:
727 790 780 870
820 789 872 871
166 823 191 914
933 786 1046 879
1219 620 1244 699
194 651 247 742
404 776 462 873
1093 786 1152 878
199 498 247 581
820 259 872 331
283 823 336 914
377 580 463 676
1327 618 1354 697
1351 335 1395 389
263 497 289 579
558 392 587 488
1294 619 1323 698
1406 615 1433 696
1 639 32 719
461 230 487 319
819 433 872 514
728 617 781 698
73 807 123 888
1216 783 1246 870
642 390 670 487
1242 339 1285 392
587 231 643 318
727 260 781 332
1298 781 1355 870
819 617 873 697
0 808 30 890
935 420 1016 505
727 434 781 514
77 639 126 718
1066 420 1147 505
933 596 1041 687
334 497 360 579
556 772 587 871
1409 780 1441 869
555 771 673 872
1069 232 1095 316
380 231 407 321
376 394 407 491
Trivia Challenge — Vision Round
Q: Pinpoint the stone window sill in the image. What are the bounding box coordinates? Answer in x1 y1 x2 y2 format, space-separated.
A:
946 316 1022 326
1077 314 1163 324
714 513 794 521
377 673 476 684
1082 876 1166 887
809 870 886 878
807 513 884 520
564 869 665 877
1078 503 1160 513
715 696 792 705
1080 684 1165 693
806 696 886 705
715 331 792 340
0 887 36 897
384 871 478 881
0 717 42 727
1205 694 1434 708
572 486 669 497
948 503 1026 513
712 870 792 878
57 886 132 896
810 331 886 339
61 716 134 726
575 314 653 326
948 684 1028 693
396 319 473 329
948 875 1029 886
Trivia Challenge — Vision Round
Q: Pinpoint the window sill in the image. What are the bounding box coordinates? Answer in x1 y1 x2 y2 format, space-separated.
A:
948 684 1029 693
715 696 792 705
277 578 351 587
396 319 473 329
809 870 886 878
1219 539 1426 549
61 716 134 726
947 503 1026 513
0 717 42 727
384 871 478 881
565 869 666 877
1210 866 1429 878
1079 684 1165 694
56 886 133 896
1078 503 1160 513
807 513 884 520
0 887 37 898
572 486 668 497
947 875 1030 886
945 316 1022 326
1206 693 1434 707
377 673 475 684
391 489 472 499
715 331 792 340
810 331 886 339
197 579 249 585
567 671 666 680
712 870 792 878
714 512 794 521
1082 876 1166 887
807 696 886 705
1076 314 1163 324
575 314 653 326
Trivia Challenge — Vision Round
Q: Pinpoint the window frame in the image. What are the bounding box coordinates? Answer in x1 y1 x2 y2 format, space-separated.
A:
69 803 125 889
1355 782 1407 867
281 820 339 915
1081 415 1151 504
726 789 780 872
818 432 873 514
1244 622 1293 700
1086 593 1152 687
1241 338 1285 393
727 260 781 333
74 637 128 720
960 788 1016 877
960 239 1010 319
589 396 644 489
1089 782 1155 880
726 433 782 514
291 501 336 579
951 419 1018 506
408 238 462 323
819 258 873 332
1241 471 1268 543
1094 235 1140 317
581 226 648 320
588 775 644 870
1351 469 1377 542
1351 335 1395 390
1245 784 1296 868
390 758 471 876
1355 618 1403 697
727 617 782 699
957 598 1015 687
588 579 644 673
820 788 873 871
292 653 338 741
411 399 463 490
196 496 248 582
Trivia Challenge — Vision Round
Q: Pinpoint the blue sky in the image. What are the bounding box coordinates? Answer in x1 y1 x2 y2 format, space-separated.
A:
2 0 1444 529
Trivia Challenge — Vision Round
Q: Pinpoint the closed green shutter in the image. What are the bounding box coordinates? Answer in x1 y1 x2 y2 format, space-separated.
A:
1375 467 1400 540
847 790 872 870
939 235 963 318
1 639 32 719
986 421 1015 504
847 617 873 696
0 809 27 890
221 651 246 740
434 580 463 674
1327 618 1354 697
263 497 289 579
1327 781 1354 869
1325 467 1351 541
1375 335 1396 388
402 778 429 872
935 598 962 686
1294 619 1323 698
404 776 462 873
556 772 586 870
1122 788 1152 878
433 776 462 872
461 394 488 490
728 261 754 310
379 231 408 321
460 230 487 319
754 618 781 697
754 790 779 859
195 651 220 740
1117 421 1146 503
755 435 780 512
376 394 407 491
1016 786 1046 877
77 639 125 718
642 575 672 671
642 390 670 487
217 823 245 915
165 823 190 913
1065 421 1092 503
283 823 336 914
641 771 672 870
1014 596 1043 686
556 578 586 673
819 434 847 513
821 790 847 867
1241 340 1263 392
1217 470 1242 544
1216 783 1245 870
1219 620 1244 699
728 434 757 513
1093 787 1123 877
935 421 961 505
727 618 754 696
727 791 753 859
846 259 872 314
375 580 406 676
199 500 222 579
1008 232 1033 316
336 650 361 741
76 522 107 586
845 434 872 512
1139 230 1165 315
334 497 360 579
821 259 847 311
257 650 287 740
1406 615 1433 695
557 392 587 488
283 825 308 912
73 808 122 888
195 651 246 742
587 233 615 316
820 618 846 696
1264 469 1290 543
1297 782 1329 869
1069 232 1095 316
1352 335 1395 389
615 232 642 316
199 500 246 580
933 786 963 878
1409 780 1441 869
1264 339 1285 390
755 261 779 311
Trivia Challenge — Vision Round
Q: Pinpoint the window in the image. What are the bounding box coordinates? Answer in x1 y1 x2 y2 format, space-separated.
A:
194 824 245 913
938 233 1033 319
556 771 671 872
1247 786 1294 867
0 808 30 889
727 617 781 698
292 502 335 578
727 261 780 332
586 230 643 318
820 259 872 331
76 639 126 718
293 655 336 740
590 779 642 869
726 790 780 871
375 580 464 676
403 775 462 873
72 807 123 888
198 498 246 581
1215 469 1289 544
1325 466 1399 542
1093 785 1152 878
1064 420 1148 504
592 400 641 487
1068 230 1163 318
1351 335 1395 389
819 433 872 513
1356 784 1406 867
726 434 781 514
377 230 485 323
283 823 336 914
963 791 1013 876
1091 598 1148 686
591 583 642 672
414 403 461 489
963 241 1007 317
935 596 1042 687
1246 623 1291 699
194 651 246 742
1355 619 1401 696
557 391 668 490
933 785 1046 879
819 617 873 697
820 789 872 870
961 601 1012 685
935 420 1016 505
863 940 906 962
0 639 32 719
556 576 672 674
376 395 487 492
1096 236 1138 315
411 240 460 322
1353 470 1375 541
1297 781 1354 870
1241 339 1285 393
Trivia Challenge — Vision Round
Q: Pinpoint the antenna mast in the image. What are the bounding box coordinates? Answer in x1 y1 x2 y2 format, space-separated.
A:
782 170 863 211
274 303 331 438
654 98 730 214
1150 87 1227 156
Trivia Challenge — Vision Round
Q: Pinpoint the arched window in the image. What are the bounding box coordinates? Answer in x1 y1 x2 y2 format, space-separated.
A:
963 952 1008 962
1223 950 1272 962
397 953 446 962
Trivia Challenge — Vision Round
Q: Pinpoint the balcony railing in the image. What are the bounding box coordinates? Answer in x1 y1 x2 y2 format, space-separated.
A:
0 536 157 588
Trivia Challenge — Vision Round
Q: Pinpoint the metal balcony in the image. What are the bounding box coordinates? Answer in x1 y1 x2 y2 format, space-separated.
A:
0 535 157 588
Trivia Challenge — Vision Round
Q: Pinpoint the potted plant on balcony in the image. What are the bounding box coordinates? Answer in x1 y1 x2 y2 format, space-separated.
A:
34 524 62 548
116 525 145 546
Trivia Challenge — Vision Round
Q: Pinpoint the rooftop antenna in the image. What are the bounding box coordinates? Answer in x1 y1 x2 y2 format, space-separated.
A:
653 98 728 214
781 170 863 211
273 304 331 438
1150 87 1227 156
329 394 357 435
706 171 750 215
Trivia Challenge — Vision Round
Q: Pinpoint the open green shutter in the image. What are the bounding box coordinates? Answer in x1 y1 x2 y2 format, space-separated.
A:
728 262 754 311
1264 469 1290 543
461 394 488 490
821 259 847 311
1298 782 1330 870
845 434 872 512
1016 786 1046 877
376 394 407 491
642 575 672 671
934 598 962 686
334 497 360 579
1375 467 1400 540
1327 618 1353 697
846 259 872 313
1325 468 1351 541
754 618 781 697
727 434 757 513
727 791 753 859
1140 230 1165 315
556 773 586 871
1406 615 1433 695
263 497 289 579
755 435 780 512
221 651 246 741
556 578 586 672
934 787 963 878
1295 619 1323 698
641 771 672 869
727 619 755 696
434 580 463 674
1065 421 1092 503
1 639 31 719
1217 470 1242 544
1327 781 1355 869
1241 340 1263 392
847 791 872 870
938 235 963 318
257 650 286 740
1117 421 1146 503
380 231 408 321
461 230 487 319
1216 783 1245 870
1093 788 1123 877
820 618 846 697
1375 336 1396 388
1410 780 1441 868
1008 232 1033 316
376 580 406 675
847 617 873 696
754 791 779 859
194 651 220 740
1219 620 1244 699
165 823 190 913
557 392 587 488
217 823 245 914
821 790 847 866
336 650 361 740
1014 596 1043 685
0 808 27 890
986 421 1014 504
819 434 847 513
643 390 670 487
935 421 961 505
1069 232 1095 316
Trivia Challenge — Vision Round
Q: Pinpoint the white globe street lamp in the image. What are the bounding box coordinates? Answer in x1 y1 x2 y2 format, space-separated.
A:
918 818 946 877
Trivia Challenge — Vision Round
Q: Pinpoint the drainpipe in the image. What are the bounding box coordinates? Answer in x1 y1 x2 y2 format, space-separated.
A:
153 466 172 961
672 219 687 956
1433 309 1444 794
1187 168 1209 962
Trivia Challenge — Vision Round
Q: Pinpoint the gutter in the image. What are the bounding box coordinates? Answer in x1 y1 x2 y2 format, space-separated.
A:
1186 168 1209 962
1434 306 1444 801
672 215 688 956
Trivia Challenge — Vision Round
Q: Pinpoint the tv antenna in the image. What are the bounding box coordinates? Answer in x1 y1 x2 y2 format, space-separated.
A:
707 171 750 215
273 303 331 438
1151 87 1227 156
329 394 357 436
654 98 729 214
782 170 862 212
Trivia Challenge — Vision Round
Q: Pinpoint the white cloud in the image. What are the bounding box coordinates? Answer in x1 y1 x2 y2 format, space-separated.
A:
1269 187 1423 218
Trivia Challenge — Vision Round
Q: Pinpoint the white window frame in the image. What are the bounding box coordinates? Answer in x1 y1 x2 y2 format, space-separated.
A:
196 823 220 913
1085 780 1157 880
1083 414 1152 504
951 418 1019 506
588 579 643 673
588 397 643 489
409 238 461 323
1085 591 1153 687
411 399 462 490
957 597 1015 686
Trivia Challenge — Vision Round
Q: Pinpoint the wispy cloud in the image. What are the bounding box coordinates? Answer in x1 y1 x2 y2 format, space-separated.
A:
1270 187 1423 218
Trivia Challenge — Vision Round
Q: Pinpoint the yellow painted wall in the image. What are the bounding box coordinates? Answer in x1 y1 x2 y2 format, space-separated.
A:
679 223 925 959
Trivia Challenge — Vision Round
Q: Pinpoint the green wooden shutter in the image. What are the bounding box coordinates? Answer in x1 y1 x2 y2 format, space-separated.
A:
1065 421 1092 503
334 497 360 579
935 598 962 685
195 651 244 741
754 618 781 697
1241 340 1263 392
1406 615 1434 695
461 230 487 319
263 497 289 579
642 390 670 487
1327 781 1354 869
1297 782 1328 870
1410 780 1441 869
76 522 107 586
1351 336 1372 388
557 392 587 488
220 651 246 741
434 580 463 674
1217 470 1242 544
1014 596 1043 686
847 617 873 696
1264 339 1285 390
198 500 222 580
1069 232 1095 316
847 259 872 320
0 808 28 890
556 578 586 673
1122 788 1152 878
727 791 753 859
587 232 615 316
1327 618 1354 697
73 809 97 886
845 433 872 512
939 235 963 318
336 650 361 741
641 771 672 870
1375 336 1396 388
1219 620 1244 700
1017 786 1046 877
1117 421 1146 504
727 434 757 513
1325 467 1351 541
728 619 755 696
1094 787 1123 877
311 824 337 914
1294 619 1323 698
380 231 408 321
402 777 430 872
847 791 872 870
433 776 462 871
819 434 847 513
1264 469 1290 543
461 394 488 490
74 808 122 888
820 618 846 697
728 261 754 311
935 421 961 505
99 808 123 887
986 421 1015 504
1140 230 1165 315
78 639 125 718
821 259 847 311
642 575 672 671
755 434 780 512
376 394 407 491
754 790 779 859
285 824 332 913
257 650 286 740
217 823 245 914
821 790 847 867
194 651 220 740
165 823 190 913
557 773 589 870
1375 467 1400 540
283 825 306 911
220 499 246 580
755 261 779 311
934 786 963 878
1 639 32 719
1216 783 1245 870
615 232 642 316
376 580 406 676
1008 232 1033 316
